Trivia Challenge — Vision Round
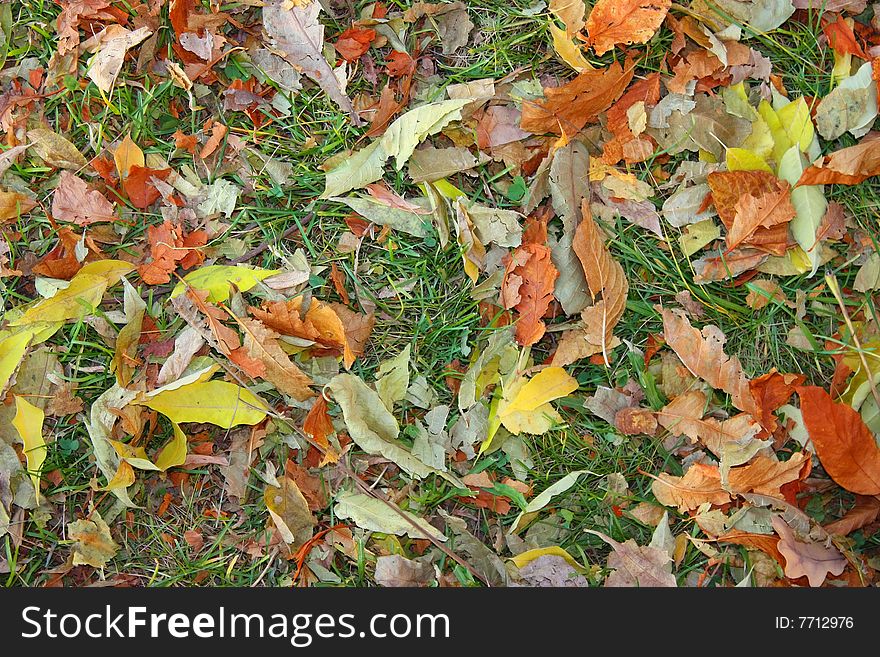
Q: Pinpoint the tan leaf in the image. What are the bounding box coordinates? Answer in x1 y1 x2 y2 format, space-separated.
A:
652 463 732 512
550 0 586 35
658 307 758 417
52 171 117 225
239 317 314 401
572 200 628 364
585 529 676 587
727 185 796 251
772 516 846 587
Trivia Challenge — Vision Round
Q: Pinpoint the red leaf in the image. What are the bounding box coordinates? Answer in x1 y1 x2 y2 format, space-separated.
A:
123 166 171 209
335 27 376 62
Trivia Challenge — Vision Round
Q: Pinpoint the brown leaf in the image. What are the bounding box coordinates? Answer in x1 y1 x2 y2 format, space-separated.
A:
138 219 187 285
500 243 559 346
585 0 671 56
797 386 880 495
51 171 117 226
614 406 658 436
651 463 731 512
585 530 677 587
823 495 880 536
797 131 880 186
749 369 804 433
659 307 758 417
285 460 328 511
691 248 769 283
239 317 314 401
772 516 847 587
265 476 315 549
521 59 635 137
0 190 37 223
572 199 628 363
707 170 791 255
727 185 796 252
374 554 435 587
656 390 759 454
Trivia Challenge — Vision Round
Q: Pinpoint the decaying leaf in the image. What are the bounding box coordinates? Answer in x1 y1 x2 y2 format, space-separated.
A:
771 515 846 587
68 509 119 568
585 529 677 587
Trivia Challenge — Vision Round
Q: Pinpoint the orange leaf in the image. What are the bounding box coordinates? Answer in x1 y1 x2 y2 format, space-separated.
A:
585 0 671 56
726 453 809 497
823 495 880 536
335 27 376 62
659 306 758 417
571 199 628 363
797 386 880 495
303 396 334 451
123 166 171 209
726 184 796 252
707 170 791 255
520 58 635 137
749 369 805 433
500 243 559 346
797 131 880 186
651 463 731 512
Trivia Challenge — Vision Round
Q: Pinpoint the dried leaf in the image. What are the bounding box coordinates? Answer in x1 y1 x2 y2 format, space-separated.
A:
263 0 360 123
727 184 796 252
27 128 88 170
797 386 880 495
550 0 586 35
585 0 671 55
334 490 445 541
771 515 846 587
52 171 116 225
239 317 314 401
797 131 880 186
374 554 435 587
652 463 731 512
68 510 119 567
585 529 677 587
265 476 315 548
500 243 559 346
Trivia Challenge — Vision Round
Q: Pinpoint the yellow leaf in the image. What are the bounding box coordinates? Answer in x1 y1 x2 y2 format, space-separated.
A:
171 265 280 303
68 510 119 567
549 21 593 73
510 546 588 572
265 477 315 548
108 440 160 471
0 190 36 221
12 396 47 505
138 379 268 428
100 460 136 491
725 147 772 173
831 50 852 86
777 97 814 153
757 100 792 165
0 329 34 395
501 366 579 415
742 115 774 161
154 422 188 472
114 133 144 180
9 260 134 326
432 178 466 200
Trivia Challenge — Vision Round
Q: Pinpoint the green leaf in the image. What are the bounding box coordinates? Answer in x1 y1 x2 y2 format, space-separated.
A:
138 380 269 429
777 145 826 276
513 469 593 532
171 265 280 302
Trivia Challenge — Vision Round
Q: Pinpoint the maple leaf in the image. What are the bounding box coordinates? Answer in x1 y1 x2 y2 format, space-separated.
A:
138 219 206 285
652 463 732 512
749 369 805 433
585 0 672 56
797 386 880 495
797 131 880 186
500 242 559 347
520 59 635 137
726 453 809 497
335 27 376 62
238 317 314 401
571 199 628 365
585 530 677 587
658 307 759 417
123 166 171 209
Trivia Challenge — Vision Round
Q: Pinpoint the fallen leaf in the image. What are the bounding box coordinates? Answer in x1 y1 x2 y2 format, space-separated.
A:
68 510 119 568
823 496 880 536
652 463 732 512
572 199 628 363
138 380 269 429
265 476 315 548
83 25 152 94
550 0 586 35
771 515 846 587
51 171 116 225
512 470 591 532
113 134 144 180
171 265 279 302
585 529 677 587
727 183 796 252
500 242 559 346
521 59 634 137
502 367 578 414
797 131 880 186
797 386 880 495
0 190 36 223
239 317 314 401
549 21 592 73
263 0 360 123
585 0 671 56
374 554 435 587
334 490 446 541
12 396 46 505
659 307 758 416
27 128 88 170
403 2 474 54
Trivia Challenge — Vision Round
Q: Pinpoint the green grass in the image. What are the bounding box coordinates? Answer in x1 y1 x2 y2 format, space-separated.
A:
2 0 879 588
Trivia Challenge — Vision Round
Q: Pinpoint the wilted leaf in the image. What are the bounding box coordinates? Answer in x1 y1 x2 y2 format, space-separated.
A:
659 307 757 416
265 476 315 548
83 25 152 94
334 490 445 541
585 529 677 587
798 131 880 186
797 386 880 495
549 22 592 73
521 59 634 137
113 134 144 180
550 0 586 35
502 367 578 414
823 496 880 536
512 470 591 532
27 128 88 170
0 190 36 223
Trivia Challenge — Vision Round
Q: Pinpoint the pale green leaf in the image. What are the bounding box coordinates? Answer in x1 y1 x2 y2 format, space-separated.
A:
334 490 446 541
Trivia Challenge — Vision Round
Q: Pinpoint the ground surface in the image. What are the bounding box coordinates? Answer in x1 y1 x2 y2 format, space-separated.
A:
1 0 879 587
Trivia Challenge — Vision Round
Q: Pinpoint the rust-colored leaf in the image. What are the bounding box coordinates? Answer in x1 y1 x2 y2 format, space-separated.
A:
797 131 880 186
123 166 171 209
500 243 559 346
726 453 809 497
335 27 376 62
652 463 731 512
239 317 314 401
797 386 880 495
572 199 628 364
726 184 796 252
823 495 880 536
749 370 805 433
585 0 671 56
520 58 635 137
